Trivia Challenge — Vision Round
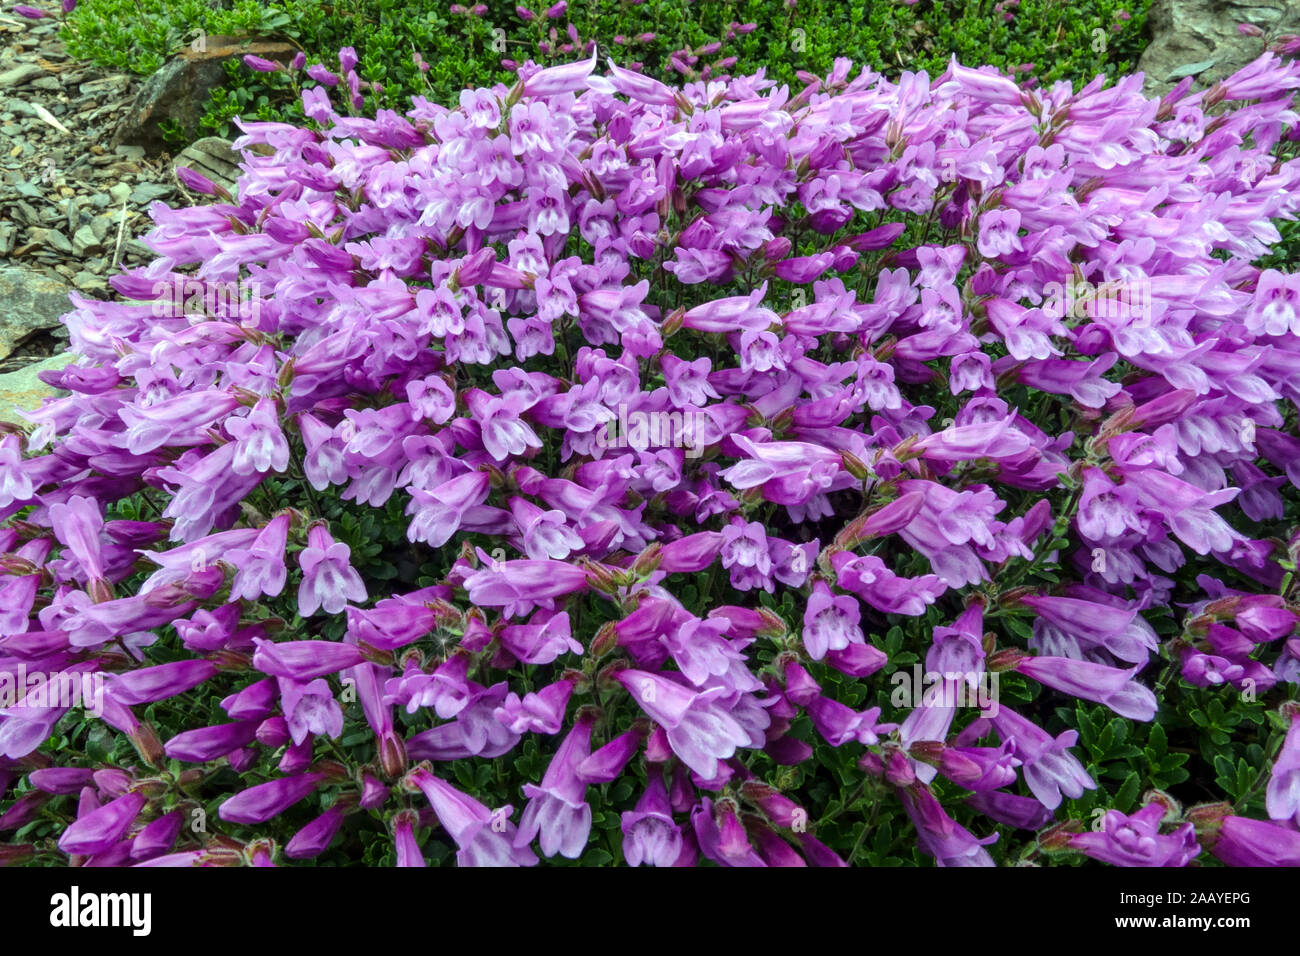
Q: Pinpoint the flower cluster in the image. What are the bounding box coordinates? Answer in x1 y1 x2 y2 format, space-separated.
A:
2 47 1300 867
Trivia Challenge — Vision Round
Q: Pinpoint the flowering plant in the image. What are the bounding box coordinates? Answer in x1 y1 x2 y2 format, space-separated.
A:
3 45 1300 867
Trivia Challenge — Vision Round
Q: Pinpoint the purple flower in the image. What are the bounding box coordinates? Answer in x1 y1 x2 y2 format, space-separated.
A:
297 525 367 616
617 670 755 778
802 580 864 660
243 55 282 73
1267 713 1300 826
493 679 574 734
1014 655 1158 721
1210 814 1300 866
226 398 290 475
58 791 146 856
621 773 682 866
285 806 348 859
392 809 425 866
225 514 290 601
988 706 1096 809
279 677 345 746
1069 803 1199 867
515 712 595 858
218 773 326 825
406 767 537 867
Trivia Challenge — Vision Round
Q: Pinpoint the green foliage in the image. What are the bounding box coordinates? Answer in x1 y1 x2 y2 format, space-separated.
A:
64 0 1152 141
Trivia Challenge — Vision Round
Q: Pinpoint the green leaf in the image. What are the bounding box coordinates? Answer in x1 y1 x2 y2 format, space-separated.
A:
1114 771 1141 812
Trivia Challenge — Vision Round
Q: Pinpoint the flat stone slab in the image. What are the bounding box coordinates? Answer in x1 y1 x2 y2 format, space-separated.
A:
0 351 75 425
0 263 73 359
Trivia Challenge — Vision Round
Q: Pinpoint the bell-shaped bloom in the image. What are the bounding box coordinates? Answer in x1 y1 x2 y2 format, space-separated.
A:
508 497 584 560
297 525 367 616
898 784 997 867
1210 814 1300 866
57 791 147 856
49 495 106 583
462 558 591 614
500 610 581 665
406 471 491 547
493 679 575 735
1015 655 1158 721
279 677 345 746
617 669 753 779
515 712 595 858
406 767 537 867
988 706 1096 809
831 551 946 616
807 694 891 747
621 774 682 867
225 514 290 601
252 637 364 681
802 580 864 660
218 773 326 825
386 654 475 720
226 398 290 475
1069 804 1199 867
1267 714 1300 827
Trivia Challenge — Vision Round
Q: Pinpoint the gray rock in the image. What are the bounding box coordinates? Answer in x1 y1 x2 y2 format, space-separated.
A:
112 37 295 149
173 136 241 193
27 227 73 254
129 182 172 205
1138 0 1293 95
71 224 100 256
72 271 108 294
0 64 43 89
31 76 61 92
0 265 73 360
0 352 76 426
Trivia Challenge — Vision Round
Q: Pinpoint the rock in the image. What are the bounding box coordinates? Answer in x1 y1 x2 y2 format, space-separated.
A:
173 136 241 192
30 76 60 92
1138 0 1290 95
26 226 73 254
129 182 172 205
108 182 130 204
0 64 43 88
0 265 73 360
72 271 108 294
71 223 100 256
0 352 76 425
112 37 296 150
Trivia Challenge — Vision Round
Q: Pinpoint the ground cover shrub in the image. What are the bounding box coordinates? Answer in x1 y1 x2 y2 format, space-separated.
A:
3 39 1300 866
59 0 1152 142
